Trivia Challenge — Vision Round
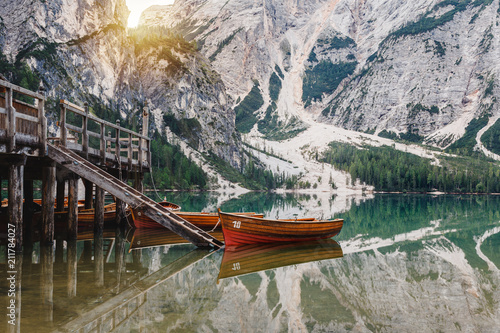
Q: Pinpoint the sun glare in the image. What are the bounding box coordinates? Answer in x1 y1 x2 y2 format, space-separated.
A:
126 0 175 28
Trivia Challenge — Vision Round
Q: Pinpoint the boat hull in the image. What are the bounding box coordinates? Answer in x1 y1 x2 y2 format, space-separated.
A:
130 204 262 229
218 211 343 247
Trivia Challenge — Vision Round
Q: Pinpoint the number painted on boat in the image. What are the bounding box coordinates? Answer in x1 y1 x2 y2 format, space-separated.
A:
232 262 241 271
232 220 241 228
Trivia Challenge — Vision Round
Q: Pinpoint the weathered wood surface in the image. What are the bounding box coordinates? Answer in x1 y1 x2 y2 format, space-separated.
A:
48 143 224 248
8 158 25 252
0 79 46 154
42 163 56 245
58 99 150 172
67 176 79 239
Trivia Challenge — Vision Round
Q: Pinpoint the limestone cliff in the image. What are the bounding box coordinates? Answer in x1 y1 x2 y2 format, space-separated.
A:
0 0 244 170
140 0 500 147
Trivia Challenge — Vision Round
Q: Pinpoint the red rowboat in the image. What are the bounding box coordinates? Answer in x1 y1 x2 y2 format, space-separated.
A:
218 209 343 247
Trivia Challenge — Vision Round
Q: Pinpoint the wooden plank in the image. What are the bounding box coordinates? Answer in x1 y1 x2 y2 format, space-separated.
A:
66 123 83 134
14 112 39 123
0 79 45 99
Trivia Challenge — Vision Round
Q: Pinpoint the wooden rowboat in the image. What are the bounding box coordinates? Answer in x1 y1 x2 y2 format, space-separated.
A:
218 209 344 247
217 239 343 281
77 202 117 223
130 201 263 229
128 200 181 228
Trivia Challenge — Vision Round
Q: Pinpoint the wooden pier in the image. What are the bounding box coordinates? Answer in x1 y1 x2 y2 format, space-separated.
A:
0 78 223 250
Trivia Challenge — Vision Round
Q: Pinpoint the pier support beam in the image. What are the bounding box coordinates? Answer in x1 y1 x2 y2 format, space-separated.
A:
94 186 104 231
56 179 65 212
42 162 56 245
8 154 26 253
84 179 93 209
67 175 79 240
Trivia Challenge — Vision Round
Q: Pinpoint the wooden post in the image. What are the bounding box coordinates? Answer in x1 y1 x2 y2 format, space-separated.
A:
8 160 25 253
67 175 79 240
23 179 34 231
134 172 144 193
38 83 47 155
100 122 105 164
6 87 16 152
115 198 124 225
138 128 143 173
67 239 77 297
84 179 93 209
128 132 133 171
115 119 120 165
56 179 65 212
142 101 149 137
42 162 56 245
60 102 67 147
94 186 104 231
82 102 89 159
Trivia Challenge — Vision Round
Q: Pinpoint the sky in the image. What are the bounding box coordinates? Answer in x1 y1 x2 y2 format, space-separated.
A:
125 0 175 27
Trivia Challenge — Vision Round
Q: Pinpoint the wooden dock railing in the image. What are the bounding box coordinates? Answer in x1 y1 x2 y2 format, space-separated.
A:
57 99 151 172
0 79 47 154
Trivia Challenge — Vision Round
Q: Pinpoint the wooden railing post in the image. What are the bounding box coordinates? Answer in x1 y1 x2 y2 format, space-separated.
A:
138 128 143 172
6 87 15 152
82 102 89 158
115 120 120 164
38 84 47 155
100 122 105 164
142 102 149 168
60 102 67 146
128 132 133 170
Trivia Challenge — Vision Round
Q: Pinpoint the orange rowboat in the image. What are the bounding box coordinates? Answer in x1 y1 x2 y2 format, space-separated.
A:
130 201 263 229
217 239 343 281
218 209 344 247
77 202 117 223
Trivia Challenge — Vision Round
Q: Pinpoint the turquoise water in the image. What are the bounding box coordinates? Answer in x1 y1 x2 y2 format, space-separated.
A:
1 193 499 332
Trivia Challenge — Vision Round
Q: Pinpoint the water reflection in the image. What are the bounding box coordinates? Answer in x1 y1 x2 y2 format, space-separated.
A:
1 194 500 332
217 240 343 281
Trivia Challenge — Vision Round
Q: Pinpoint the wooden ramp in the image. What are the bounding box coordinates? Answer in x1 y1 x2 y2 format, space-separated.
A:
47 143 224 248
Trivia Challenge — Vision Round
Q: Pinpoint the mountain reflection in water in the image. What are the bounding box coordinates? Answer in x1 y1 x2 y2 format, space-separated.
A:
0 193 499 332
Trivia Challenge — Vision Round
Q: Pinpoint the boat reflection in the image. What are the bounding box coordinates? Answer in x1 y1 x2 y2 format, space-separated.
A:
127 227 224 251
217 239 343 281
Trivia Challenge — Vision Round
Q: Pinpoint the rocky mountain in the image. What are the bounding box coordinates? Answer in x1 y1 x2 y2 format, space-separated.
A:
140 0 500 147
0 0 244 170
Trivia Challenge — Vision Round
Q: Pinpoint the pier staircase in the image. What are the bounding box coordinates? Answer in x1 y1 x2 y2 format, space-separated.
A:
47 142 224 249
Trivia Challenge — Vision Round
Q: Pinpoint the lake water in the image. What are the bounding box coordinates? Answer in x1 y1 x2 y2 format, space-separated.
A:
1 193 499 332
